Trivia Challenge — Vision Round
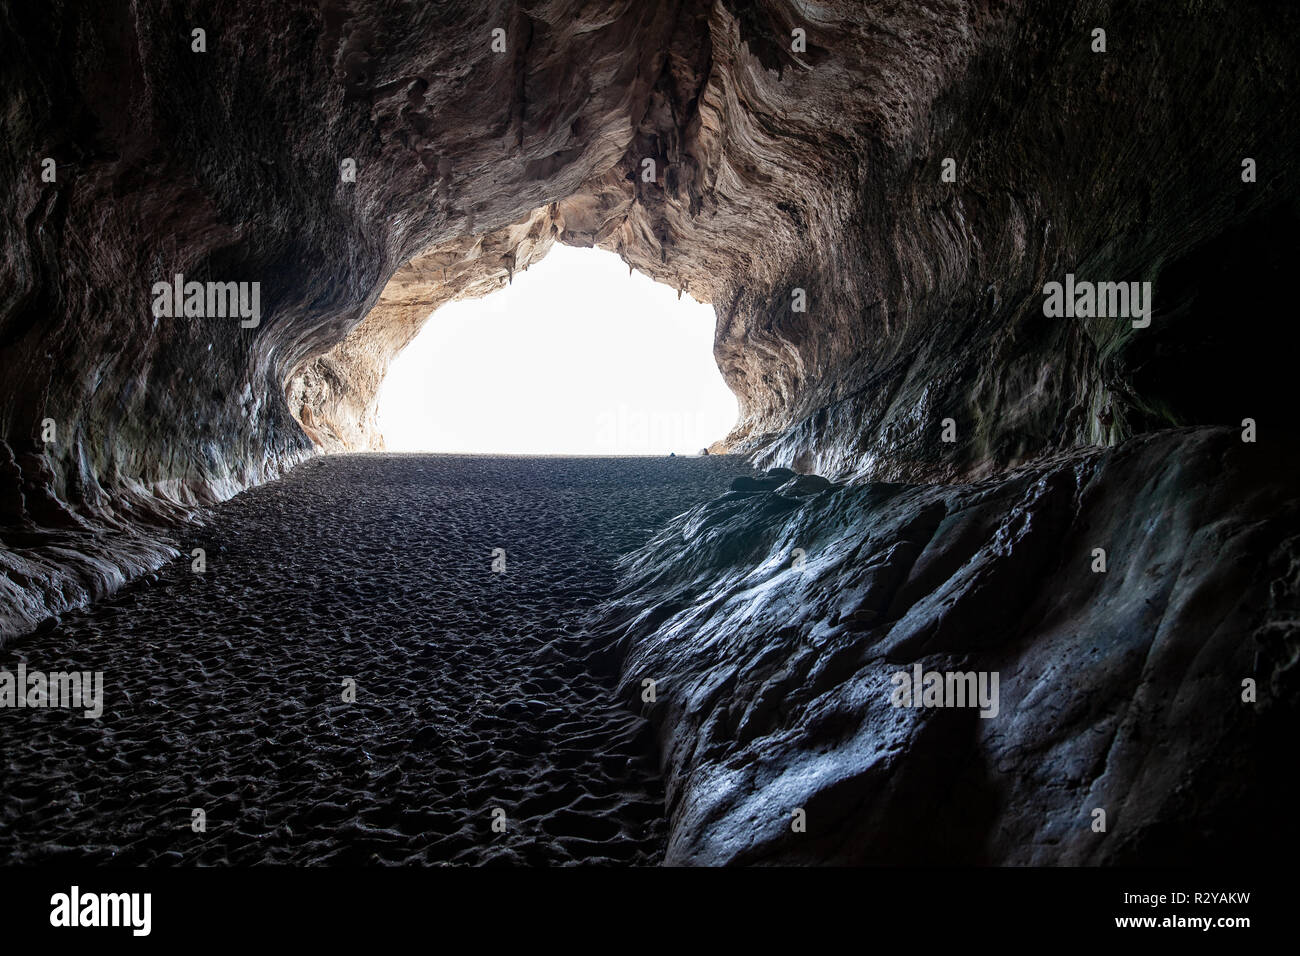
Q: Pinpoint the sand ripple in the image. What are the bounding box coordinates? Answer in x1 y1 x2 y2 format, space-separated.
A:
0 454 751 865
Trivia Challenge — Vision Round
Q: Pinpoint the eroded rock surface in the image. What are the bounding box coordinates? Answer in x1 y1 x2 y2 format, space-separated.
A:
597 428 1298 864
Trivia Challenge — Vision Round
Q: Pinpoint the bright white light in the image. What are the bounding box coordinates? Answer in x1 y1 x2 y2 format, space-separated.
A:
377 245 738 455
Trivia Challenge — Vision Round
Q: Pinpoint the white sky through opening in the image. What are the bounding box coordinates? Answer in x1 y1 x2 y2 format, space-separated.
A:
376 245 738 455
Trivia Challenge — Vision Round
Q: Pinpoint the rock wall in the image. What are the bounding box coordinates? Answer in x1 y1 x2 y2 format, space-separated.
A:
595 427 1298 863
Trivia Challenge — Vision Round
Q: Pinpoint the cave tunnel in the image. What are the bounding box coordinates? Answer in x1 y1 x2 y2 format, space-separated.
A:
1 0 1298 901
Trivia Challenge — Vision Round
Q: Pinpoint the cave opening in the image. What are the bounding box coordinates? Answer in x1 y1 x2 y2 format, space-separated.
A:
374 245 738 456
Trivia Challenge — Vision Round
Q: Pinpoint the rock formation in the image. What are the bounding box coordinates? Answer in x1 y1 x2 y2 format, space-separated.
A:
597 429 1298 863
2 1 1297 862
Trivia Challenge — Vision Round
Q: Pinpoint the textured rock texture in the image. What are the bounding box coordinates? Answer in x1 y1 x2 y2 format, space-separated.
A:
596 428 1298 863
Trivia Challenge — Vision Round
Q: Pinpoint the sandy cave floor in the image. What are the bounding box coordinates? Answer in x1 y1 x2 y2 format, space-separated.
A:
0 453 753 865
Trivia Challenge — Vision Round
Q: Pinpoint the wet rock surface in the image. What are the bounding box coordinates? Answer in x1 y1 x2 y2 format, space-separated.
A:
597 428 1300 865
0 454 752 865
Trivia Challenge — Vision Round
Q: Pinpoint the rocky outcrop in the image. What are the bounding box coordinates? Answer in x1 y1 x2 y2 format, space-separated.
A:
596 427 1298 864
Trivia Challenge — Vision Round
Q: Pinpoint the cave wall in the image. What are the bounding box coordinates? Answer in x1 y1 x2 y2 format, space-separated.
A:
595 427 1299 864
721 0 1300 481
296 0 1300 481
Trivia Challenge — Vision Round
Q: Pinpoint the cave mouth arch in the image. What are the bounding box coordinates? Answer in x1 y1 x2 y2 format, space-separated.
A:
375 245 737 456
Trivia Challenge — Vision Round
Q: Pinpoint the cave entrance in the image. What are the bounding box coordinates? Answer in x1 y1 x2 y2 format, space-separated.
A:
376 246 737 455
